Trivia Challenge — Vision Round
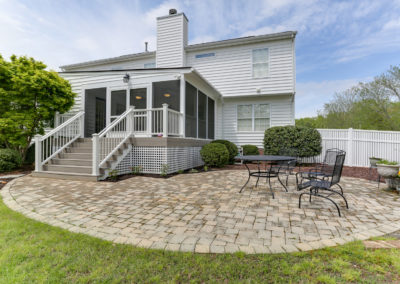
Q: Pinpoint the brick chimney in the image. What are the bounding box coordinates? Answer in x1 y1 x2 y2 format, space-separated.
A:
156 9 188 68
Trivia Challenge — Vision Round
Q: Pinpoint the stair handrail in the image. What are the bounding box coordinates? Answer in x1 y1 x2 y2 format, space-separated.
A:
34 111 85 171
92 107 135 176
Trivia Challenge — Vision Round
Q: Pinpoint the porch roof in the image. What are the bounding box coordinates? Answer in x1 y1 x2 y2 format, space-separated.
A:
59 67 222 99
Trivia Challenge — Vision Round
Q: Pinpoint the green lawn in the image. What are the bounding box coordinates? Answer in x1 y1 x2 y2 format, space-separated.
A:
1 197 400 283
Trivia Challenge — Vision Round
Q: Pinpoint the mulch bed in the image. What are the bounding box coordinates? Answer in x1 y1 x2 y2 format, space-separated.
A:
0 164 33 190
223 163 380 182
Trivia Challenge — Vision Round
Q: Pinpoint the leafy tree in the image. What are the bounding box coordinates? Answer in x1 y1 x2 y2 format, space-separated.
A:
0 55 75 161
299 65 400 131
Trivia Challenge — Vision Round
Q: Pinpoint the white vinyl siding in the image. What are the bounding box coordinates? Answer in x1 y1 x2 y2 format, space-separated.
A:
187 39 294 97
217 95 294 147
63 56 156 71
252 48 269 78
156 14 187 68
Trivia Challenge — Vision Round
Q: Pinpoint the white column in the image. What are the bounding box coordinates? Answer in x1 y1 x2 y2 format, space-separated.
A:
180 75 186 137
147 85 152 137
128 106 135 134
34 134 42 172
92 134 100 176
162 103 168 138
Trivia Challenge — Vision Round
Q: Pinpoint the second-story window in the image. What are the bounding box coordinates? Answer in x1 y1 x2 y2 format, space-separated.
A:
195 52 215 59
252 48 269 78
144 62 156 69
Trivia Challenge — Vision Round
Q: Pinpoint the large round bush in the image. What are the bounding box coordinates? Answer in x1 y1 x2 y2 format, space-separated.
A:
200 143 229 167
0 149 22 172
242 144 259 155
264 126 322 158
211 140 238 164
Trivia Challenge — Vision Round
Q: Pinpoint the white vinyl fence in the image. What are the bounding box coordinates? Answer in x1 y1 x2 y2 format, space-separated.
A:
314 128 400 167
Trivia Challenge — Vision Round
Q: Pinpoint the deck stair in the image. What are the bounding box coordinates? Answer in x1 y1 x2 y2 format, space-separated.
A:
32 138 132 181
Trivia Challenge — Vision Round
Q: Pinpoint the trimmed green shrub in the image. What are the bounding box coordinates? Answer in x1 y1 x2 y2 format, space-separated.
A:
264 126 322 158
0 148 22 173
242 144 259 155
211 140 238 164
200 143 229 167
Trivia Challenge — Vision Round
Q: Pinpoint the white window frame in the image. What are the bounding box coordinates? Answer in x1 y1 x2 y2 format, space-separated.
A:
236 104 270 132
252 47 269 79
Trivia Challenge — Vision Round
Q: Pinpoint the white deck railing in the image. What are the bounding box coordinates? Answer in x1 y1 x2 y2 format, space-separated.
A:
92 104 183 176
34 111 84 171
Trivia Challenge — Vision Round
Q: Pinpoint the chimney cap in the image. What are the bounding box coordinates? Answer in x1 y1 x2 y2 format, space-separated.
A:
169 8 177 15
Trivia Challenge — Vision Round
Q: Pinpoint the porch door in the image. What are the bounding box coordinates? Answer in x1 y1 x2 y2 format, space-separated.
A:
84 88 106 137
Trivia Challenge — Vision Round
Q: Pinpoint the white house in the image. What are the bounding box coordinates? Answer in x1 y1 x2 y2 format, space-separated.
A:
34 9 296 180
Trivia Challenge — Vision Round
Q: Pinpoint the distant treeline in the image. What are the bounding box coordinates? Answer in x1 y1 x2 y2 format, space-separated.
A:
296 65 400 131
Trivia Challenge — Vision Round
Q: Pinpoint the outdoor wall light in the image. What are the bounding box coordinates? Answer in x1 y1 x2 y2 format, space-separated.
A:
123 73 130 83
163 93 171 98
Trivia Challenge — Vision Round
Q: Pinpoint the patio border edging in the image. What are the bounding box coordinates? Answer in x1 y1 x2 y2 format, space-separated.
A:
2 175 400 254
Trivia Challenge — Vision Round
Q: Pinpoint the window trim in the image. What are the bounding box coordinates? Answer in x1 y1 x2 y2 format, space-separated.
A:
251 47 269 79
236 104 270 132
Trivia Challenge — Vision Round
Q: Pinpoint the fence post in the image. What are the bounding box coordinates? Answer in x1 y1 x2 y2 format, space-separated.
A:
80 113 85 138
55 111 60 127
162 103 168 138
34 134 42 172
92 134 99 176
348 128 353 166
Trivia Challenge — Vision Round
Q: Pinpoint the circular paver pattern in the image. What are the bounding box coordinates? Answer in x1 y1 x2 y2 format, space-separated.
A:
2 171 400 254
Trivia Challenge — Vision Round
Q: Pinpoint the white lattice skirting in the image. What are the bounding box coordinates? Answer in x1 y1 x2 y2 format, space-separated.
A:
115 146 204 175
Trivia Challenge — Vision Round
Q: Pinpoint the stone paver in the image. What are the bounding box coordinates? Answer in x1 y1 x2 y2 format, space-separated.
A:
2 171 400 254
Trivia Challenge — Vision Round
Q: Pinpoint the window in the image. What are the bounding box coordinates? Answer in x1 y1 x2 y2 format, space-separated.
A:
195 52 215 59
252 48 269 78
237 104 270 132
144 62 156 68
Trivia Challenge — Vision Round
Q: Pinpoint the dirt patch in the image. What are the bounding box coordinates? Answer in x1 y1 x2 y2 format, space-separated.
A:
222 163 380 181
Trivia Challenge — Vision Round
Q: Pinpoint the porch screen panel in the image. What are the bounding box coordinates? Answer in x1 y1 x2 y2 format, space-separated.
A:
152 80 180 111
111 90 127 116
130 88 147 109
185 82 197 138
198 91 207 139
207 98 215 139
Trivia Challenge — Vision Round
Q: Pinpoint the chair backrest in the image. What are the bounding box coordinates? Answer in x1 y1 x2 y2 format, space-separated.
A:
277 147 298 167
323 149 346 186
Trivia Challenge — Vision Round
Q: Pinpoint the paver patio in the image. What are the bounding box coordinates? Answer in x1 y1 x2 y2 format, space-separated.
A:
2 170 400 254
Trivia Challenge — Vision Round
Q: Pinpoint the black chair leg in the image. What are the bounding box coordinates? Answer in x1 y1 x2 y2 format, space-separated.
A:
268 176 274 199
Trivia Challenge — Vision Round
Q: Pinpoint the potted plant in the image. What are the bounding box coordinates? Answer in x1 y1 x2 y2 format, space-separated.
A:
376 160 400 178
369 157 382 167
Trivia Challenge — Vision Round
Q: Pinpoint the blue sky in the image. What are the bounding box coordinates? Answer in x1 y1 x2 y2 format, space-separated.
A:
1 0 400 117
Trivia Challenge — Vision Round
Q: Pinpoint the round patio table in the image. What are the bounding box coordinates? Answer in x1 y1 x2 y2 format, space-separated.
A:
237 155 296 198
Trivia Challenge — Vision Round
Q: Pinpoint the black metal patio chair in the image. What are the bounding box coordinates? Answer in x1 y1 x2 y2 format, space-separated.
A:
295 148 344 191
297 149 348 217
